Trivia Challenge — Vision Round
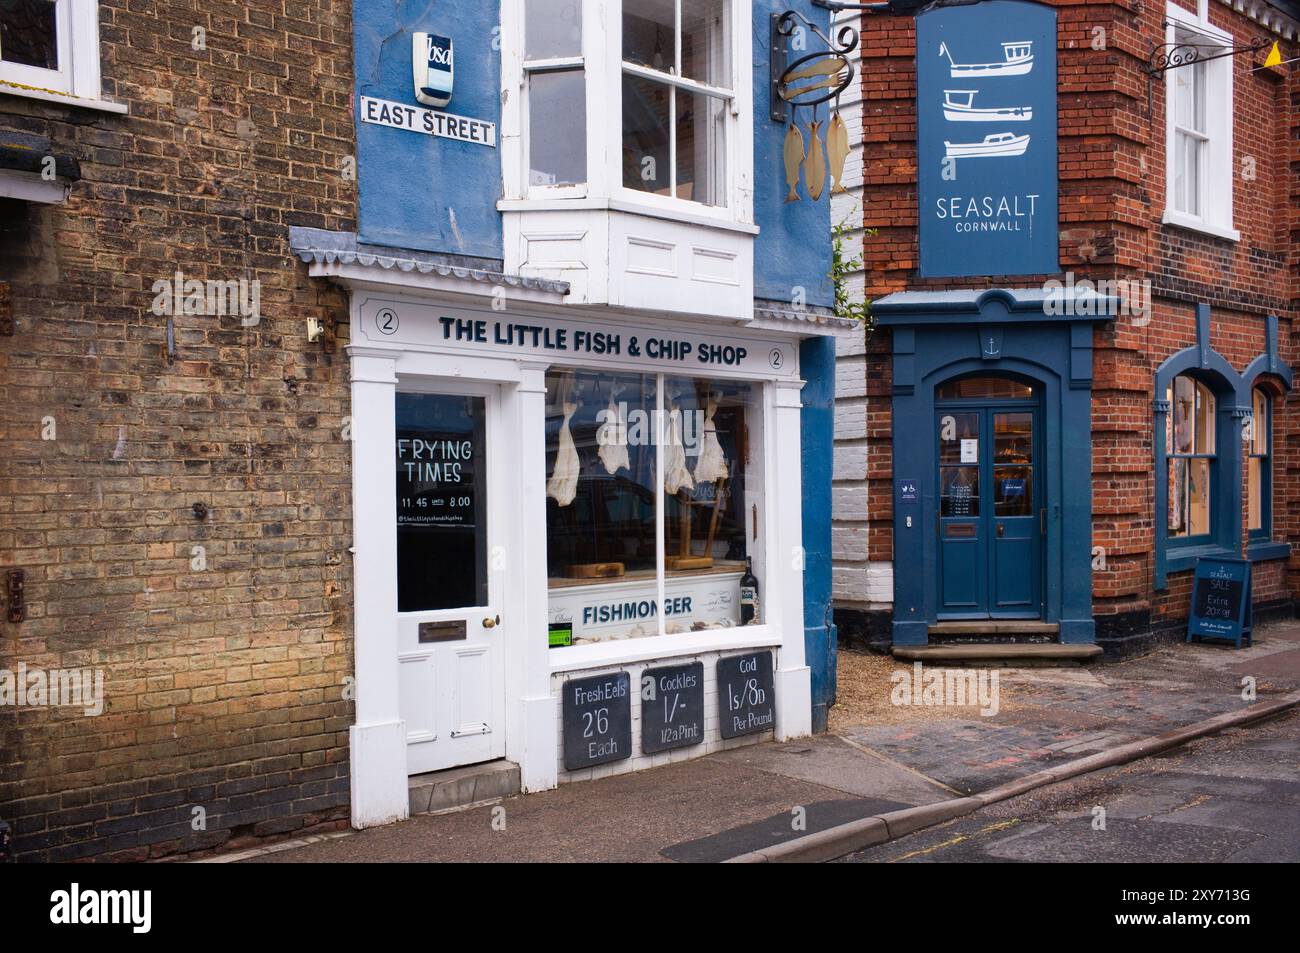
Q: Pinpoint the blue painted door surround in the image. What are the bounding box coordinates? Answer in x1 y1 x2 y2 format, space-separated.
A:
874 289 1109 645
936 396 1042 618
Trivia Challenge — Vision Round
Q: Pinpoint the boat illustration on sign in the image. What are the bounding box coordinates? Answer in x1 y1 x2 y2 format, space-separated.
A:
942 90 1032 122
944 132 1030 159
939 41 1034 78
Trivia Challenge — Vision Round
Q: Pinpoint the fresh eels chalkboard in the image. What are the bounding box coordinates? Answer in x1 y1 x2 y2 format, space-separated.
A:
1187 556 1252 648
562 671 631 770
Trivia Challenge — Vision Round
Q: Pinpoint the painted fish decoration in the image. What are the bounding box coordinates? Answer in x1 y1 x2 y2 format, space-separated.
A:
780 73 849 101
827 111 849 194
783 55 849 86
783 121 805 202
807 120 826 201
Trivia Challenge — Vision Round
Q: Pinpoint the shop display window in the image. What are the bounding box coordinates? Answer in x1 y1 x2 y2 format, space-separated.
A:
544 369 758 645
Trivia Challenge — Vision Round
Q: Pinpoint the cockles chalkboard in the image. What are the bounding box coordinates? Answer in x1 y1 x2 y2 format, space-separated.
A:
641 662 704 754
562 671 632 771
717 652 776 739
1188 557 1253 648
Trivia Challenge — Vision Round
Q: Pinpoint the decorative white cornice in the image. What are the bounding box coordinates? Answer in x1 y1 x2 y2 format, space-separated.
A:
1223 0 1300 42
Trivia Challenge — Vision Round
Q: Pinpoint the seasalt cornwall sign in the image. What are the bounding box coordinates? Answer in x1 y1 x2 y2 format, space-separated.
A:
917 0 1058 277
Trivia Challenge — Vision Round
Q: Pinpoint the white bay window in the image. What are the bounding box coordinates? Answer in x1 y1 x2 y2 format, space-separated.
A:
500 0 756 317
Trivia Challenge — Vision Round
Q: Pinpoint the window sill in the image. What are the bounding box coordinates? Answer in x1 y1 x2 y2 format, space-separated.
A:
1161 209 1239 243
1165 541 1239 574
549 625 779 674
0 80 128 114
1247 540 1291 563
498 196 760 236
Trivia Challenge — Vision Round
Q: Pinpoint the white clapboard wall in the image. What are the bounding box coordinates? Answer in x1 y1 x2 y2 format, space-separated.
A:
830 10 892 613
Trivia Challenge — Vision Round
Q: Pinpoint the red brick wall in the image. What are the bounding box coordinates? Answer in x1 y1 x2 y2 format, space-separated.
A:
0 2 356 860
855 1 1298 626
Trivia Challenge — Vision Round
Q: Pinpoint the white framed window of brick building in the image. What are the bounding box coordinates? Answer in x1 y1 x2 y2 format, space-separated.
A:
0 0 118 111
501 0 753 223
1162 2 1238 241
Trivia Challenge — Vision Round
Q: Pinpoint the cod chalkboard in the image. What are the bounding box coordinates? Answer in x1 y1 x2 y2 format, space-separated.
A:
641 662 704 754
717 652 776 739
1188 556 1253 648
562 671 632 771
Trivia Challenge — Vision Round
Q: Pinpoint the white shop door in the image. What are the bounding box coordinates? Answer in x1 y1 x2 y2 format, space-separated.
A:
395 387 506 775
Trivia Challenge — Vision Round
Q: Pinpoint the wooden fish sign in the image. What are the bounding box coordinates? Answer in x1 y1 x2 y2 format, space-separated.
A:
807 119 826 200
784 120 805 202
827 111 849 194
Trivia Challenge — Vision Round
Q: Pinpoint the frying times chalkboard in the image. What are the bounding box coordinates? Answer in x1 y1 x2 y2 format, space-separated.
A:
641 662 704 754
562 671 632 771
717 652 776 739
1187 556 1253 648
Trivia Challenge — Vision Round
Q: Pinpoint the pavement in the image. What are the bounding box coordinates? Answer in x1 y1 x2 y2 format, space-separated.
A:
225 620 1300 863
840 708 1300 863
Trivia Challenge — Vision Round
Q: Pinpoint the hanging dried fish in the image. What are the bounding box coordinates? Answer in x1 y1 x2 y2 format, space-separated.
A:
664 405 695 495
546 399 580 507
807 118 826 201
692 397 729 485
783 117 805 203
828 110 849 194
596 391 629 475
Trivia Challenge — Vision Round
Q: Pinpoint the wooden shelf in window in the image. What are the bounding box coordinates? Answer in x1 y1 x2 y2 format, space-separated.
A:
548 564 745 589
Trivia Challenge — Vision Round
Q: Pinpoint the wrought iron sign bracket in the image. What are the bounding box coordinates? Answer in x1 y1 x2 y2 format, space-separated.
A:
771 10 860 122
1144 34 1270 117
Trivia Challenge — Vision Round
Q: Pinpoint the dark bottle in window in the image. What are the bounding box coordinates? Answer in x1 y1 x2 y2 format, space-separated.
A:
740 557 759 625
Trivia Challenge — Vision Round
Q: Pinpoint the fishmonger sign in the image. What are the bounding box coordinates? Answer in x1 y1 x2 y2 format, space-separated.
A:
916 0 1059 278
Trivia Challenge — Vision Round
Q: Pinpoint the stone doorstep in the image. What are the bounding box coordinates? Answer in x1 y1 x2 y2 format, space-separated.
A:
408 761 521 816
929 621 1061 636
891 644 1105 662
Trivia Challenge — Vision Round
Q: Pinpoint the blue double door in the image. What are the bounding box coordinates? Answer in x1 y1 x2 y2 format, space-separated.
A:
936 400 1043 619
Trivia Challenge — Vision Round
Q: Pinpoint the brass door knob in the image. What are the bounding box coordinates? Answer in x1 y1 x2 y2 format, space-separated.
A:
483 616 498 629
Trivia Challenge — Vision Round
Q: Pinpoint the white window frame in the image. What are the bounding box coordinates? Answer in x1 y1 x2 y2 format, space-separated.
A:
1162 2 1238 241
500 0 753 226
0 0 122 112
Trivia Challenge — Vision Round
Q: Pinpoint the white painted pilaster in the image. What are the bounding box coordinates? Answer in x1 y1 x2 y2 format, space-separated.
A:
347 348 409 828
505 362 559 792
770 379 812 741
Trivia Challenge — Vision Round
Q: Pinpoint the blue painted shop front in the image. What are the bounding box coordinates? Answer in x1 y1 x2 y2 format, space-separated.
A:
875 289 1110 646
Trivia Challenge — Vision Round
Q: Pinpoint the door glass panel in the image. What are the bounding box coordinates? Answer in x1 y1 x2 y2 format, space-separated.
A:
941 466 979 517
938 411 978 464
995 467 1032 516
994 412 1032 463
396 394 488 612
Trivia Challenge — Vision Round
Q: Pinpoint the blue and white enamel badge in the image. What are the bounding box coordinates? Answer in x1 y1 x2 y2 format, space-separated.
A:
413 33 453 108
